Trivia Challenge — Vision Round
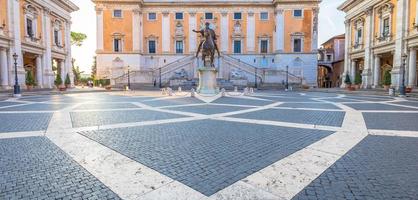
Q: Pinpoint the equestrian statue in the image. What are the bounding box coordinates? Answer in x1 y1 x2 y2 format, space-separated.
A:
193 22 221 67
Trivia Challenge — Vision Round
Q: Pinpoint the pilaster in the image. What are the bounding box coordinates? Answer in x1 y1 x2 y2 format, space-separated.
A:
408 48 417 87
132 9 141 52
392 0 408 88
162 11 170 53
311 8 319 52
189 11 197 53
274 8 284 53
341 19 351 88
0 48 8 88
246 11 255 53
362 7 373 89
96 7 104 51
220 11 229 53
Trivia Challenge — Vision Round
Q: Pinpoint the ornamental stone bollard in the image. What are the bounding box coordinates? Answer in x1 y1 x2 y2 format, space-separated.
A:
191 88 195 97
221 88 226 97
178 87 182 92
234 86 238 93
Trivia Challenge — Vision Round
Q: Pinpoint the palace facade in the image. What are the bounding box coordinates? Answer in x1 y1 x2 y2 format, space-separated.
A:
339 0 418 89
0 0 78 90
318 34 345 88
93 0 321 88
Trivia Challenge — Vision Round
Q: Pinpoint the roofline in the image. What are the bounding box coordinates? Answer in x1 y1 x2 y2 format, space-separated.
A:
56 0 79 12
321 34 345 46
337 0 359 12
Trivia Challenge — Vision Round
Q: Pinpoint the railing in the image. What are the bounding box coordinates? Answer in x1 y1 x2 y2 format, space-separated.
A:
153 55 196 86
222 54 264 83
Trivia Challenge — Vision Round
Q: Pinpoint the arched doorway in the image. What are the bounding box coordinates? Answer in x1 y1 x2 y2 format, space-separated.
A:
318 65 333 88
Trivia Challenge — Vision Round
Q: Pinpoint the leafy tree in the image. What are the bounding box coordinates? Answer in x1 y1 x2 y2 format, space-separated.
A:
383 70 391 86
65 73 71 85
54 73 62 86
25 71 36 86
70 32 87 47
354 73 362 85
91 56 97 80
344 73 352 85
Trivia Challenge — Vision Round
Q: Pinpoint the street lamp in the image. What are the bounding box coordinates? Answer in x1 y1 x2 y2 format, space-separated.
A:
159 67 162 88
400 54 407 96
127 65 131 90
254 68 258 88
12 53 21 97
285 65 289 91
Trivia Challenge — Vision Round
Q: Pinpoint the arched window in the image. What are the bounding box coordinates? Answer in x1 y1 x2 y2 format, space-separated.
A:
24 4 38 40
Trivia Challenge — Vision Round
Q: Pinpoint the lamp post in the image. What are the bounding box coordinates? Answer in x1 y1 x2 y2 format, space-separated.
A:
127 65 131 90
12 53 21 97
159 67 162 88
285 65 289 90
400 54 407 96
254 68 258 88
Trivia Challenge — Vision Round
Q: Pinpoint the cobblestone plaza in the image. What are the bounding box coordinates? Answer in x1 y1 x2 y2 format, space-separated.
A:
1 91 418 199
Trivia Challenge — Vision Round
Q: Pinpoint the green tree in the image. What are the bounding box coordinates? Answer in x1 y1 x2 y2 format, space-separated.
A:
354 73 362 85
54 73 62 86
70 32 87 46
383 70 391 86
25 71 36 86
65 73 71 85
91 56 97 80
344 73 352 85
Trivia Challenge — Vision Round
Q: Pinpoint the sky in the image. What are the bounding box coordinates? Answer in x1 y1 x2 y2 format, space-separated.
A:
70 0 346 74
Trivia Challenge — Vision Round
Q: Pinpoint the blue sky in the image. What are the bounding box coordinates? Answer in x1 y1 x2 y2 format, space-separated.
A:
70 0 346 73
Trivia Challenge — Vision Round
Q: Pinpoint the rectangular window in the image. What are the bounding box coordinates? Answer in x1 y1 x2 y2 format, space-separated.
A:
26 18 33 37
54 30 59 45
260 40 268 53
293 38 302 52
114 38 121 52
175 12 183 20
148 13 157 20
260 12 269 20
176 41 183 53
205 12 213 20
113 10 122 18
234 12 242 20
149 40 156 54
357 29 362 42
293 9 303 17
234 40 241 54
383 18 390 36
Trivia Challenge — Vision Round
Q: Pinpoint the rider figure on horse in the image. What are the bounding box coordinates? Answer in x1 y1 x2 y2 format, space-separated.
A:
193 22 221 67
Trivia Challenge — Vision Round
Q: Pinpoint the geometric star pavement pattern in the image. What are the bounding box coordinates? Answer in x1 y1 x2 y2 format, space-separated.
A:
0 91 417 199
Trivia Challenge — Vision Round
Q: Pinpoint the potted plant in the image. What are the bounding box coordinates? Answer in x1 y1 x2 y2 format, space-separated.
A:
382 70 391 90
354 73 362 89
105 85 112 91
25 71 36 91
344 74 352 90
406 87 413 93
54 73 66 91
64 73 71 88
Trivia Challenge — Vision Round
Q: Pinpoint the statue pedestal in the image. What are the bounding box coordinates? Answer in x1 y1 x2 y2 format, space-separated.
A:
197 67 218 95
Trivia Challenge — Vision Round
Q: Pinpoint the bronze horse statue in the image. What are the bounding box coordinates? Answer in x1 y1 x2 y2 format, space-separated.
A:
193 22 220 67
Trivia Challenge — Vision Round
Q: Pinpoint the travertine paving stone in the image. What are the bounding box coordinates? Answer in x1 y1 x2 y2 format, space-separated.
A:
277 102 341 110
345 103 418 111
74 102 140 110
141 97 204 107
165 104 250 114
0 101 24 107
70 109 187 127
0 137 120 200
212 97 272 106
0 103 73 111
293 135 418 200
391 101 418 108
363 113 418 131
0 113 52 133
79 120 334 196
230 109 345 127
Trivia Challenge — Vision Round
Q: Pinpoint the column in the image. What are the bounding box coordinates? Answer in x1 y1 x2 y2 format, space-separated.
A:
64 20 74 86
220 11 229 52
36 55 42 88
373 55 381 88
162 11 170 53
96 7 104 51
11 0 24 86
246 11 255 53
362 7 373 88
189 12 197 53
392 0 407 88
42 8 53 88
408 48 417 87
351 60 356 82
60 60 65 84
274 8 284 52
0 48 8 88
341 19 351 88
132 9 141 52
311 8 319 52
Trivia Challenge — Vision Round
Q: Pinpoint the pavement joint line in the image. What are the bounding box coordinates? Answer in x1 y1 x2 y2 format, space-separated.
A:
381 102 418 109
156 103 209 109
360 110 418 113
270 107 342 112
0 102 33 109
142 95 187 102
72 108 145 112
368 129 418 138
0 110 57 114
208 102 283 118
0 130 45 139
132 102 207 117
207 103 259 108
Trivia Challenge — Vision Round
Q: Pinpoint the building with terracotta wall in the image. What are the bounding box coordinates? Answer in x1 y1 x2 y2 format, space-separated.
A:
318 34 345 88
0 0 78 90
93 0 321 88
339 0 418 89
